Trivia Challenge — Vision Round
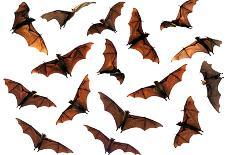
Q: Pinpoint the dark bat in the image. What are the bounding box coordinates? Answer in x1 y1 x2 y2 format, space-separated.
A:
16 118 73 153
98 39 125 84
12 2 48 54
32 42 93 77
172 37 222 61
128 8 159 63
200 61 223 113
160 0 197 30
87 2 125 35
174 96 203 147
99 92 162 132
41 2 96 29
128 64 186 100
85 125 141 154
4 79 56 108
56 75 90 124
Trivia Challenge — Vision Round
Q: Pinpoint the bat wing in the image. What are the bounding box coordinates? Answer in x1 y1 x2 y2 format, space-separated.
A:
99 92 125 129
200 61 221 81
109 141 141 154
16 118 41 148
4 79 30 106
23 95 56 108
113 72 125 84
87 23 107 35
201 37 222 52
72 2 96 12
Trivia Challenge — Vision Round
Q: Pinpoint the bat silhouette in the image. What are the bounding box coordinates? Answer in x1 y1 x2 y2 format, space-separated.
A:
128 8 159 63
99 92 162 132
56 75 90 124
32 42 93 77
12 2 48 54
4 79 56 108
98 39 125 84
85 125 141 154
160 0 197 30
174 96 203 147
128 64 186 100
200 61 223 113
87 2 125 35
172 37 222 61
16 118 73 153
41 2 96 29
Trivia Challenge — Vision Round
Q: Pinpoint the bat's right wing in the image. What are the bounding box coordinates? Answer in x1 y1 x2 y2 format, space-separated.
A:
23 95 56 108
127 85 162 99
109 141 141 154
87 23 106 35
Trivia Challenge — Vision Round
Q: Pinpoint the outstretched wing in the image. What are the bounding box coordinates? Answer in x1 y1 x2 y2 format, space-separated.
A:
72 2 96 12
109 141 141 154
23 95 56 108
87 23 107 35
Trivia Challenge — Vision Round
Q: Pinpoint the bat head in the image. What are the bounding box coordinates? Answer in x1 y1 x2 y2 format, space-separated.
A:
68 100 75 105
100 19 105 23
195 37 201 41
176 122 182 126
56 54 62 59
31 91 37 94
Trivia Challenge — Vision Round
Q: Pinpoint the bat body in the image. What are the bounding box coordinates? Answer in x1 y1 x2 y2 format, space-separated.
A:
128 64 186 100
200 61 223 112
99 92 162 132
41 2 96 28
160 0 197 30
12 2 48 54
174 96 202 147
128 8 159 63
85 125 141 154
172 37 222 61
16 118 73 153
56 75 90 124
4 79 56 108
32 42 93 77
98 39 125 84
87 2 125 35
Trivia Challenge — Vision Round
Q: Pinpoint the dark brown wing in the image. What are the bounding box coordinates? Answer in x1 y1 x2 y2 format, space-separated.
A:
16 118 42 148
109 141 141 154
113 72 125 84
87 23 107 35
23 95 56 108
56 105 82 124
98 92 125 129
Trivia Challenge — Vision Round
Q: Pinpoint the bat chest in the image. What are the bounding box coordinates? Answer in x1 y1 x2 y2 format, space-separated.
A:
73 103 86 112
36 134 46 150
120 111 129 130
196 39 211 53
58 61 69 75
129 34 148 46
19 92 34 107
181 123 201 132
155 82 168 99
13 18 34 30
106 138 115 152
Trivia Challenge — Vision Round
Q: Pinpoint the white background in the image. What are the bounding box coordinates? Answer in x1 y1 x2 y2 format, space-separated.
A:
0 0 230 155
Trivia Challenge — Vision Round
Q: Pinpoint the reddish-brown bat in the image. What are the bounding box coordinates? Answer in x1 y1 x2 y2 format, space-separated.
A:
200 61 223 113
160 0 197 30
98 39 125 84
172 37 222 61
56 75 90 124
16 118 73 153
128 64 186 100
174 96 203 147
128 8 159 63
85 125 141 154
32 42 93 77
87 2 125 35
99 92 162 132
4 79 56 108
12 2 48 54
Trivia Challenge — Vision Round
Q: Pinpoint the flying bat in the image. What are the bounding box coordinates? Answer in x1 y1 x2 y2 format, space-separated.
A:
160 0 197 30
56 75 90 124
85 125 141 154
41 2 96 28
172 37 222 61
128 64 186 100
4 79 56 108
200 61 223 113
32 42 93 77
174 96 203 147
12 2 48 54
87 2 125 35
99 92 162 132
128 8 159 63
98 39 125 84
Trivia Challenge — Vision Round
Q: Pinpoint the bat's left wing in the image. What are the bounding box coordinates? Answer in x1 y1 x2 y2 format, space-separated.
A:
109 141 141 154
23 95 56 108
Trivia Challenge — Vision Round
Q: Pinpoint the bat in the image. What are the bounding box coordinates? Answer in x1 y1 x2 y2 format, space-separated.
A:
56 75 90 124
85 125 141 154
128 8 159 63
87 2 125 35
12 2 48 54
99 92 162 132
172 37 222 61
200 61 223 113
98 39 125 84
41 2 96 29
128 64 187 100
4 79 56 108
174 96 203 147
16 118 73 153
160 0 197 30
32 42 93 77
